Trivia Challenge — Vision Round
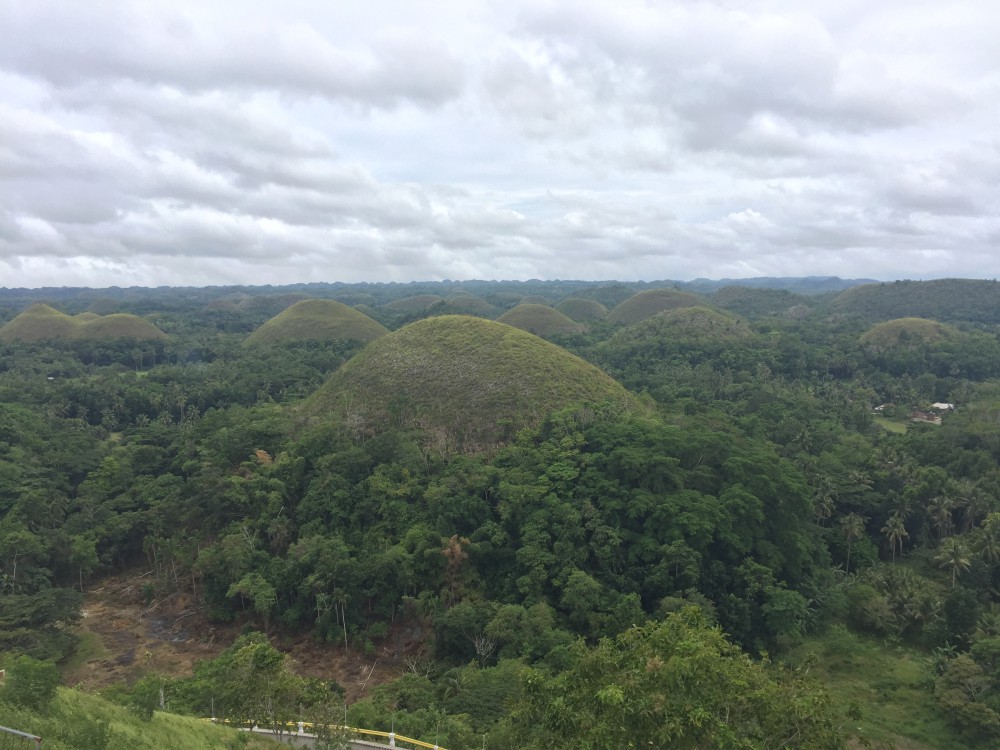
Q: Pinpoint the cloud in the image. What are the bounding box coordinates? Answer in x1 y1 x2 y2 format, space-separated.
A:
1 0 999 287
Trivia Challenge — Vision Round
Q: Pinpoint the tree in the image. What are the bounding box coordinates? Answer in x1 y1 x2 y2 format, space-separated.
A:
2 654 60 711
495 607 846 749
840 513 867 574
935 537 973 589
881 513 909 563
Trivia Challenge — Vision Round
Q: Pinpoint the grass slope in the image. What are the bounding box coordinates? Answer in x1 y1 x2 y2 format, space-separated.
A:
859 317 957 347
426 296 499 318
555 298 608 322
244 299 389 346
496 304 586 337
0 688 278 750
786 628 962 749
0 304 166 342
304 315 636 451
606 289 701 325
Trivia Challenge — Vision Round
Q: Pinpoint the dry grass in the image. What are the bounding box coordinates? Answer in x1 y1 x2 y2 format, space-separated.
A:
496 303 586 337
244 299 389 346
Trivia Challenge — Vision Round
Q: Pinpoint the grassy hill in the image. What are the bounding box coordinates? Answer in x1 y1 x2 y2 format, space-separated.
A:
496 304 586 337
384 295 444 314
303 315 636 451
426 296 499 318
555 298 608 322
244 299 389 346
711 286 812 319
606 289 701 325
571 284 637 309
830 279 1000 323
859 317 958 347
0 304 166 342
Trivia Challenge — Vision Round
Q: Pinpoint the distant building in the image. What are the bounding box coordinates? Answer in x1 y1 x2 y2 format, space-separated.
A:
911 410 942 425
931 402 955 411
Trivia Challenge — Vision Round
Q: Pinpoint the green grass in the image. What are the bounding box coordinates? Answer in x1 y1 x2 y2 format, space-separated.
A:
244 299 389 346
496 304 586 337
606 289 702 325
62 629 110 674
303 315 637 451
785 628 963 749
0 688 279 749
874 416 908 433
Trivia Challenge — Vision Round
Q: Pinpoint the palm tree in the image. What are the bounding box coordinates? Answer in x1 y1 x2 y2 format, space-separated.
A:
927 496 955 540
812 479 837 524
957 483 995 533
881 514 909 564
840 513 867 574
974 526 1000 566
934 537 972 588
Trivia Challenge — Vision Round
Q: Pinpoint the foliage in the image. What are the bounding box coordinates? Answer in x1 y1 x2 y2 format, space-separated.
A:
495 607 846 749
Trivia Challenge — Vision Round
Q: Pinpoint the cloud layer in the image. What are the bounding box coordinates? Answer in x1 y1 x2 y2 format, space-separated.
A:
1 0 998 287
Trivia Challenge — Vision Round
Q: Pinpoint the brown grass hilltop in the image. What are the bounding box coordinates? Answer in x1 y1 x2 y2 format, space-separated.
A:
859 317 958 347
244 299 389 346
0 304 166 342
303 315 636 452
496 303 586 338
606 289 701 325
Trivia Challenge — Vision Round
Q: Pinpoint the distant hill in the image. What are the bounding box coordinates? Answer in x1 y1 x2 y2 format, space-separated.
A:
602 307 753 359
859 317 958 347
496 304 586 337
303 315 636 451
569 284 637 309
425 296 499 318
384 295 444 314
607 289 701 325
0 304 166 342
684 276 876 295
244 299 388 346
556 298 609 323
711 286 813 319
830 279 1000 323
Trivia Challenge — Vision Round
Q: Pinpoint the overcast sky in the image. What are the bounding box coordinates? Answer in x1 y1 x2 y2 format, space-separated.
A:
1 0 998 288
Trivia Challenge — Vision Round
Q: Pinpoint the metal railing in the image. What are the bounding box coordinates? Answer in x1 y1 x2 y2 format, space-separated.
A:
206 718 447 749
0 725 43 748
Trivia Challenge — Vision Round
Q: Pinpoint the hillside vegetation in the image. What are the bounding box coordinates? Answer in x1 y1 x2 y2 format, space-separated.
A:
303 315 635 449
244 299 389 346
496 303 586 337
830 279 1000 323
606 288 701 325
0 303 166 342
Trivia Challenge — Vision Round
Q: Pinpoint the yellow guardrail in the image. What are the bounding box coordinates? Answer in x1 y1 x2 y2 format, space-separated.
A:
205 718 448 749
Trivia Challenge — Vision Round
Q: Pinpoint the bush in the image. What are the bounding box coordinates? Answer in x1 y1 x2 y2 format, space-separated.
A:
3 655 60 711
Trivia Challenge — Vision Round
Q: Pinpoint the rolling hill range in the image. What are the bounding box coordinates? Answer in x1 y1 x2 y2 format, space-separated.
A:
0 304 167 342
244 299 389 346
830 279 1000 323
496 304 586 337
606 289 702 325
303 315 636 451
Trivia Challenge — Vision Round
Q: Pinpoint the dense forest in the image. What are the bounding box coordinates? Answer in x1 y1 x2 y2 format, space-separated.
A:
3 277 1000 749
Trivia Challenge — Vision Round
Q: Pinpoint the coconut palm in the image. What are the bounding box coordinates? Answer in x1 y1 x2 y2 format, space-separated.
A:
840 513 867 574
881 513 909 563
927 495 955 540
934 537 972 588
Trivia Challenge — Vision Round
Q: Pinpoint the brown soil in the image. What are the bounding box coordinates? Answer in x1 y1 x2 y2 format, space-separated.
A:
64 568 429 704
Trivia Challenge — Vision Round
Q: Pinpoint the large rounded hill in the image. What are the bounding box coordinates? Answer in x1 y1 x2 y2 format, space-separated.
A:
607 289 701 325
0 304 166 342
244 299 388 346
303 316 636 451
496 304 585 337
859 317 958 347
556 298 608 323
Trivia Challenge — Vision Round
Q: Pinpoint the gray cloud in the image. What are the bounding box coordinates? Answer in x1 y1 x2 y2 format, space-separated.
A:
1 0 999 287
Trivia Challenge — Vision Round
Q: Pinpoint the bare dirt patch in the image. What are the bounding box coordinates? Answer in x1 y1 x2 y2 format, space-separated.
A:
64 569 428 705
